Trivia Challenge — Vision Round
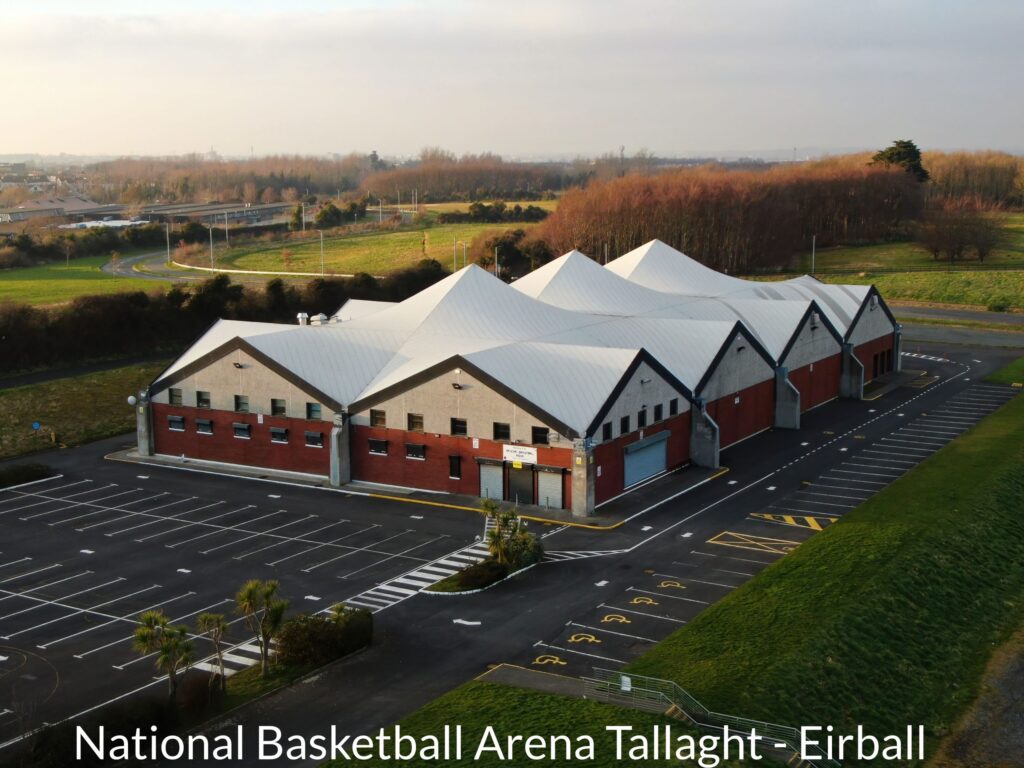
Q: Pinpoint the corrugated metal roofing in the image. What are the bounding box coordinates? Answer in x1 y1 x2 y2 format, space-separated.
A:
333 299 396 321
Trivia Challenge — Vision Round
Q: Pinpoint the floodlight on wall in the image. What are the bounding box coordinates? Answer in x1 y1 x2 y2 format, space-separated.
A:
233 362 245 369
451 382 463 390
639 378 652 385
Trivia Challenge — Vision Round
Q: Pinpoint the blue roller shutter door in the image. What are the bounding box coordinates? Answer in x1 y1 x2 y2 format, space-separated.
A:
623 432 669 487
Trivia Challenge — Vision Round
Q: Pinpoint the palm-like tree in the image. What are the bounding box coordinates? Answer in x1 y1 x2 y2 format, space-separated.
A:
197 612 229 694
133 609 193 701
236 579 289 676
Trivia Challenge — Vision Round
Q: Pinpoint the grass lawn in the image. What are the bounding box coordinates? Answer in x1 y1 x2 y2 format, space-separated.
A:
819 269 1024 311
0 362 166 460
625 383 1024 753
792 212 1024 272
0 255 167 306
422 199 560 215
335 680 689 768
985 355 1024 385
206 222 531 275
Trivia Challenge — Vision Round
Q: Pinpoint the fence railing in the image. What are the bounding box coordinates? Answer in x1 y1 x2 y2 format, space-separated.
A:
583 668 841 768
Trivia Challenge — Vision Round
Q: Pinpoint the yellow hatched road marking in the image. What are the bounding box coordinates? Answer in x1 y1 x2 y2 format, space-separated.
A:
749 512 836 531
707 530 801 555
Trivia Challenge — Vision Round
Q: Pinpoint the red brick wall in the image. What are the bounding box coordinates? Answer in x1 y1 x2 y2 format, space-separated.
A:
593 411 691 505
705 378 775 449
788 353 842 412
350 426 573 508
152 404 331 475
855 334 895 382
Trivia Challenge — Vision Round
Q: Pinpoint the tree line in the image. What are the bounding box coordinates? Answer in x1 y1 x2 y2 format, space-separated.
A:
436 201 550 224
534 162 924 273
1 261 450 372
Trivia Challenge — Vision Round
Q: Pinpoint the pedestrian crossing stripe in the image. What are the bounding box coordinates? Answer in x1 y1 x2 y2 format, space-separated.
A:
749 513 836 531
707 530 801 555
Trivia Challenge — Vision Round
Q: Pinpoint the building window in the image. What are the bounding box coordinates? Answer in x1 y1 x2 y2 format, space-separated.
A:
450 418 467 437
234 395 249 413
168 388 182 406
620 415 630 435
531 426 549 445
196 391 211 409
305 431 324 448
407 413 424 432
654 403 664 422
306 402 321 420
602 422 612 441
167 415 185 432
449 455 462 479
269 426 289 444
405 443 426 460
271 398 287 417
370 409 387 428
669 398 679 416
233 422 251 439
196 418 213 435
638 408 648 428
493 422 511 442
368 438 388 455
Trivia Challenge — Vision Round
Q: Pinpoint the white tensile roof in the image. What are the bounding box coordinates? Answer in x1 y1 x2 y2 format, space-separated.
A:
514 250 820 361
154 240 881 437
607 240 874 337
333 299 396 321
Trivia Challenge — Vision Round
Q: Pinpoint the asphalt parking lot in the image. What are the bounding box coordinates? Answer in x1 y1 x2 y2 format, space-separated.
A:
0 344 1019 759
0 472 485 744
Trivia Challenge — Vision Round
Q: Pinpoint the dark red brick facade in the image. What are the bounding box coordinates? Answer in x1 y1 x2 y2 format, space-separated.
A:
854 334 896 382
705 378 775 449
594 411 691 505
350 425 573 508
152 403 331 475
788 353 842 412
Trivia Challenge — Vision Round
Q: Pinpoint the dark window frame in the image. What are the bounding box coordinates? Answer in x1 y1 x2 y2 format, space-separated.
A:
168 388 183 407
370 409 387 428
196 418 213 435
405 443 427 460
407 413 424 432
368 438 389 455
304 430 324 448
450 417 468 437
531 426 549 445
637 408 648 428
493 422 511 442
196 391 211 409
306 402 322 420
669 398 679 416
270 398 287 417
654 403 664 422
234 394 249 413
449 455 462 479
167 415 186 432
232 422 252 439
601 422 612 441
269 426 289 444
620 415 630 435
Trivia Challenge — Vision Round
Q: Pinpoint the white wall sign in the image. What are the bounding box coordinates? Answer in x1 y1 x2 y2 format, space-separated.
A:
502 444 538 464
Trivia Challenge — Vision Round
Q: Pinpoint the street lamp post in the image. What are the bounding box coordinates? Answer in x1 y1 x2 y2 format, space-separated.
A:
319 230 325 277
301 203 306 233
225 212 230 246
209 225 214 268
165 222 171 266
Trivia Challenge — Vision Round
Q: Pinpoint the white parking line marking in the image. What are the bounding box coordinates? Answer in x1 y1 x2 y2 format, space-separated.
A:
135 504 255 542
301 530 411 573
534 641 626 664
200 514 317 555
105 498 216 535
627 586 708 605
165 510 283 548
36 590 194 648
339 535 449 580
0 577 125 622
0 557 31 570
22 488 141 522
653 574 738 590
5 584 163 642
233 520 343 560
0 571 94 607
0 564 61 586
569 622 658 643
598 603 687 623
266 523 379 567
0 483 110 515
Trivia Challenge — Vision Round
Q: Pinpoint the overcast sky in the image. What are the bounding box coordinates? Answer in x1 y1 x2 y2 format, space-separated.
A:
3 0 1021 159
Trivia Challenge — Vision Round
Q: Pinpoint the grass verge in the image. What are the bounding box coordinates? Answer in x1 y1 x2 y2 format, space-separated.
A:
0 254 167 306
626 387 1024 753
819 270 1024 312
0 362 167 460
985 355 1024 385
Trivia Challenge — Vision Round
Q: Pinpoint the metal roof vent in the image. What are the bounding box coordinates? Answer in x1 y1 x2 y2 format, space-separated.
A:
297 312 309 326
310 313 329 326
810 311 819 329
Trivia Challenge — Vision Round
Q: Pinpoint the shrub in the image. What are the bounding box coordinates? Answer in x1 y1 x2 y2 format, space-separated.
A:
275 609 372 668
985 297 1010 312
0 463 53 489
456 559 509 590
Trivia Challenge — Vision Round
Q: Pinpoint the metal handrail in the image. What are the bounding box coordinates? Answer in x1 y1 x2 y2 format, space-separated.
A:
584 669 841 768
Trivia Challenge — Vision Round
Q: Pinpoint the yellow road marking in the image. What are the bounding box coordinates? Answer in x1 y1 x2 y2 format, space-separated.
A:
707 530 801 555
750 512 836 531
533 654 567 666
601 614 631 624
568 633 601 644
630 596 659 606
657 580 685 590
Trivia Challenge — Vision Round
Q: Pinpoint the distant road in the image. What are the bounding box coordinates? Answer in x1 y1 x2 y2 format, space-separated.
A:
892 303 1024 327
